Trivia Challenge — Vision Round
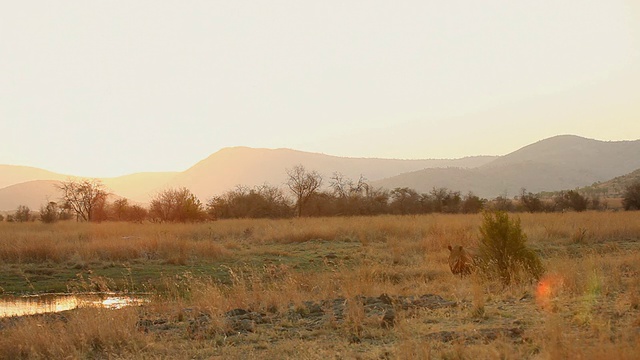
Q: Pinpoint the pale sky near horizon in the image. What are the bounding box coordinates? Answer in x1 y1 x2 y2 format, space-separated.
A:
1 1 639 178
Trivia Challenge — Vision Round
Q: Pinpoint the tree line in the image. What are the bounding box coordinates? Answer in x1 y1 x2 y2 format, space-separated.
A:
4 165 640 223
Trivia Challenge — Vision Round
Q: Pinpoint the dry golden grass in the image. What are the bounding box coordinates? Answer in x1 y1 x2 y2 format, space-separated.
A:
0 212 639 359
0 221 230 264
0 307 146 359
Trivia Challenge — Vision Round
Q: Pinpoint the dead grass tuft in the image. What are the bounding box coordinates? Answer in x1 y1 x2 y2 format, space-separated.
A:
0 307 146 359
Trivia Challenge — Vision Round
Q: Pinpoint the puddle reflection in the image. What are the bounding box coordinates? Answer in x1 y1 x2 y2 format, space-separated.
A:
0 294 149 318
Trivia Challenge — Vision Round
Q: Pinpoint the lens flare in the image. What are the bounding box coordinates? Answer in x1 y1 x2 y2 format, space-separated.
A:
536 274 564 311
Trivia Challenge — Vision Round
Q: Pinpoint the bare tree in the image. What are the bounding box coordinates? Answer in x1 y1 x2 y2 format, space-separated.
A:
329 172 350 198
329 173 368 198
56 178 109 222
286 165 323 217
328 173 370 215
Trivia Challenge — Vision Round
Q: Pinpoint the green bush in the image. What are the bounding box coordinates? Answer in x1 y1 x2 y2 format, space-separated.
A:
39 202 59 224
477 211 544 284
623 181 640 211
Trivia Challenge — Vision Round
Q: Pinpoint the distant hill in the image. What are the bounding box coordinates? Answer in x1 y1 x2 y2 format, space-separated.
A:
0 165 178 209
164 147 496 203
372 135 640 198
481 135 640 179
2 135 640 210
576 168 640 197
0 165 68 189
0 175 176 211
0 180 61 211
0 147 494 210
101 172 178 203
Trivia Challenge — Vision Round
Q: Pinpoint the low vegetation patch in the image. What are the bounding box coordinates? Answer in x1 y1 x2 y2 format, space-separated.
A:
0 212 639 359
477 211 545 284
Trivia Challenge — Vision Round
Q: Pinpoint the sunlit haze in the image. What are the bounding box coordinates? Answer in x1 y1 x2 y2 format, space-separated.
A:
1 1 639 177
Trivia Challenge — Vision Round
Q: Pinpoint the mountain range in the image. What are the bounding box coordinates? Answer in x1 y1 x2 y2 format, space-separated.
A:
372 135 640 198
1 135 639 211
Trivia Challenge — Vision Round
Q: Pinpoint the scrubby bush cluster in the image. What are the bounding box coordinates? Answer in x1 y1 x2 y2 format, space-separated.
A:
13 205 32 222
39 202 60 223
622 180 640 210
149 187 205 223
477 211 544 284
207 184 291 219
5 166 640 224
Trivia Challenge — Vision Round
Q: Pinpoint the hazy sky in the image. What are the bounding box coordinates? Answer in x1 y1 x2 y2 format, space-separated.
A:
2 1 639 177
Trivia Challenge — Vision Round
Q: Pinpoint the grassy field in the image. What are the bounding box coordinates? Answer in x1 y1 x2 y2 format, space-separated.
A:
0 212 639 359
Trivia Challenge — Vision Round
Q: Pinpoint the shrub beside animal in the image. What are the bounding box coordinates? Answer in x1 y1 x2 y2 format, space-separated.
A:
477 211 544 284
447 211 545 284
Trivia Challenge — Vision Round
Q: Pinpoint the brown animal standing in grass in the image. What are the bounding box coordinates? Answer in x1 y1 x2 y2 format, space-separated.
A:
447 245 479 276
